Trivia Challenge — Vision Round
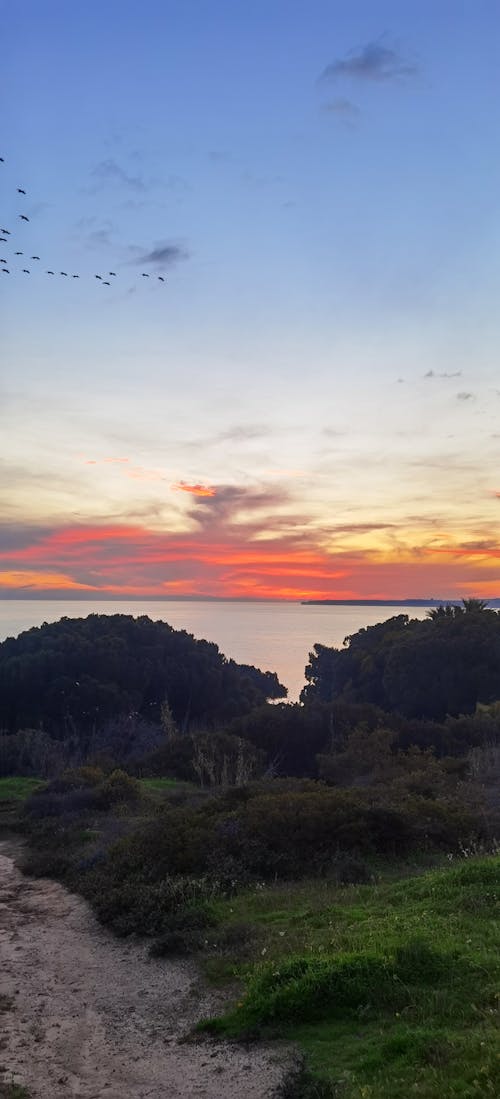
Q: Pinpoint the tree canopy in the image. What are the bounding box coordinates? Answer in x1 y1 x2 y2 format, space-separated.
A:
301 602 500 720
0 613 286 737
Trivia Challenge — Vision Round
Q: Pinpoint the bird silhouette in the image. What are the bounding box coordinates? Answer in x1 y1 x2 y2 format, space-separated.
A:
1 229 10 234
17 188 26 194
72 274 79 278
19 215 29 222
0 238 7 244
109 272 116 276
158 276 165 282
46 270 54 275
60 271 68 276
0 157 4 162
102 281 110 286
22 269 30 274
0 259 6 264
95 274 102 280
141 273 149 277
2 268 9 273
14 251 23 255
31 255 40 261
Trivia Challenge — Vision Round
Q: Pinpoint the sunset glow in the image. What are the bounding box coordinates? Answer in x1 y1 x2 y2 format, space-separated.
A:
0 520 498 601
2 4 499 602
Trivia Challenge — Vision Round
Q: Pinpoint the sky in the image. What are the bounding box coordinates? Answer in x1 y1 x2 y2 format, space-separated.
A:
1 0 499 601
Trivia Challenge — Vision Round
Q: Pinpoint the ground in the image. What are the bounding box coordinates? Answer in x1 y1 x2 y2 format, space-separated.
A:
0 840 291 1099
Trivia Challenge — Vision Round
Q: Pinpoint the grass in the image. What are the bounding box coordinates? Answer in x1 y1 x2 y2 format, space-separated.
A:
0 777 44 802
139 777 181 790
200 855 500 1098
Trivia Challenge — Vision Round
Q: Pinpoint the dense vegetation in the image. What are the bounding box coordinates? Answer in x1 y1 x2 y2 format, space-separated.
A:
0 612 285 739
302 600 500 719
2 604 500 1098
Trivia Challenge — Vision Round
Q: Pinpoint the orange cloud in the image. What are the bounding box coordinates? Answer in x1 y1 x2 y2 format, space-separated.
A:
0 570 97 592
172 481 216 497
0 522 498 601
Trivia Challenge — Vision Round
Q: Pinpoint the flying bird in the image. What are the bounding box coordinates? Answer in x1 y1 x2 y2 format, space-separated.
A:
31 255 40 260
109 271 116 276
0 259 6 263
0 238 7 244
2 268 9 273
141 273 149 277
14 251 23 255
46 270 54 275
22 269 30 274
95 274 102 280
19 214 29 222
0 157 4 162
158 276 165 282
18 188 26 194
1 229 10 234
60 271 68 276
102 280 110 285
72 274 79 278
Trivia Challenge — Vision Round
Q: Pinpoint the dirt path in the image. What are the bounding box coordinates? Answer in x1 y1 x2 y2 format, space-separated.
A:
0 842 290 1098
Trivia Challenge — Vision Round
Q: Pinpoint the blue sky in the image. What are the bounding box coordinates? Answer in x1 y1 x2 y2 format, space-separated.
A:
1 1 499 599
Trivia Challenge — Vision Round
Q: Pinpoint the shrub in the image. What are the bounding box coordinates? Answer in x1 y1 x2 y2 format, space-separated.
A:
100 769 141 806
149 902 218 955
24 786 102 820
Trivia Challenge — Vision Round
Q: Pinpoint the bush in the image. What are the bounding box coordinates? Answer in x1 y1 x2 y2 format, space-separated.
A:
0 728 64 778
149 902 218 956
100 769 141 806
24 786 103 820
330 854 373 885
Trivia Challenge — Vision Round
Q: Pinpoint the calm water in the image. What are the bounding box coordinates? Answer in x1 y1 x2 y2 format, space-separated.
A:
0 600 432 702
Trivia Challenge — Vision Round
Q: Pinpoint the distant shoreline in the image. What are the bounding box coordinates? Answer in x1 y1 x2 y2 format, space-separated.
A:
0 595 498 607
302 598 500 607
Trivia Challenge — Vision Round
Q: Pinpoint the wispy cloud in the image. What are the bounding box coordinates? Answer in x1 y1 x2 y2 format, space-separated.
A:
321 41 417 84
424 370 462 379
91 158 146 192
134 242 189 268
322 98 361 121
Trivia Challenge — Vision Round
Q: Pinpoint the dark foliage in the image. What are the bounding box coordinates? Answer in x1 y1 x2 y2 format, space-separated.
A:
301 603 500 720
0 613 286 738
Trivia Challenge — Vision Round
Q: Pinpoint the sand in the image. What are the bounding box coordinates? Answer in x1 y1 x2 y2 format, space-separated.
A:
0 841 291 1098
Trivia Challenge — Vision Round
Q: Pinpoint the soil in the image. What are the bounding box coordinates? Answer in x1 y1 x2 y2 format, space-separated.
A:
0 840 291 1098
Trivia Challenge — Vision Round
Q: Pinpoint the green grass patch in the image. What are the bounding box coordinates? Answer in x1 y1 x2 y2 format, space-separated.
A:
0 777 44 802
139 777 182 791
201 855 500 1098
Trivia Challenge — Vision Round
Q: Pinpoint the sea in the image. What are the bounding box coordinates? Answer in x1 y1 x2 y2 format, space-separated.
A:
0 600 433 702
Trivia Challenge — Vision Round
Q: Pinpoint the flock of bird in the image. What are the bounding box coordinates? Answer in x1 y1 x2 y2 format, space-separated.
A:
0 155 166 284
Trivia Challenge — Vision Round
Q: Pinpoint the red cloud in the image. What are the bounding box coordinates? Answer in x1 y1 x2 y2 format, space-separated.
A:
172 482 216 497
0 522 499 600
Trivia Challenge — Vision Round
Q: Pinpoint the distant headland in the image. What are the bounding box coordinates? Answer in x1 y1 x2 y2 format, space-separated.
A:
302 598 500 607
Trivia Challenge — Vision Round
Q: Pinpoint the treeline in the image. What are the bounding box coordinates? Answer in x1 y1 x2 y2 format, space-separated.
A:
302 599 500 719
1 603 500 788
0 613 286 738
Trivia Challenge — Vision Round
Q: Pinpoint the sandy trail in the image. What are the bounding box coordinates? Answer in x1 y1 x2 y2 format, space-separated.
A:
0 841 290 1098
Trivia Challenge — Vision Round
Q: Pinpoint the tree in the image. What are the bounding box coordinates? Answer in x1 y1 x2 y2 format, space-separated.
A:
301 607 500 721
0 614 287 739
